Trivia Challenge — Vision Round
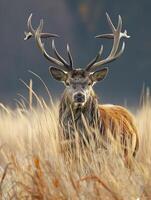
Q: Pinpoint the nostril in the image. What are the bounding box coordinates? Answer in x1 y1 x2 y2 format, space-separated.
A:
74 93 85 102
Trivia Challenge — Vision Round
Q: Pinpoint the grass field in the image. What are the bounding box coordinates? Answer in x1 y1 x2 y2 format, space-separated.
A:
0 83 150 200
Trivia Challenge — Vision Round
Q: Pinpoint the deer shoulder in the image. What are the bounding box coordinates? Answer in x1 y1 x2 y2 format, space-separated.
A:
99 104 139 156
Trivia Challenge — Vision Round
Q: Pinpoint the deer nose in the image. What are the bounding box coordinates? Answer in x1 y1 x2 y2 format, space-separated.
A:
74 92 85 103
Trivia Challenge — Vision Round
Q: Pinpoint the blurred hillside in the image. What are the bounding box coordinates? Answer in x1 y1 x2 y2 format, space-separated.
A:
0 0 150 106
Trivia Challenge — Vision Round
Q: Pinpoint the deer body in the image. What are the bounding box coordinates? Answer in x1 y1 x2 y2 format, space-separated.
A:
25 13 139 157
99 104 139 156
59 85 139 157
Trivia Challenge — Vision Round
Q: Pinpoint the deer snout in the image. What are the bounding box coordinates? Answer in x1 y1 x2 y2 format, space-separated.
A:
73 92 85 103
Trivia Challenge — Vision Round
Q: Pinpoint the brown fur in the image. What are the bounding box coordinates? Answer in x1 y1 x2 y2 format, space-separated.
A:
99 105 139 157
59 90 139 158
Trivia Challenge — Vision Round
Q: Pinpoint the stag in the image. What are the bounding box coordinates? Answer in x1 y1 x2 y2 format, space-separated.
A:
25 13 139 160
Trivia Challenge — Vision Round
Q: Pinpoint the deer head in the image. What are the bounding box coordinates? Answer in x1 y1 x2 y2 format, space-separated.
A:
25 13 130 107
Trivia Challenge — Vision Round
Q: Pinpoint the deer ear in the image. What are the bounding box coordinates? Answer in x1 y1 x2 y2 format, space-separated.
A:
90 68 108 83
49 67 68 82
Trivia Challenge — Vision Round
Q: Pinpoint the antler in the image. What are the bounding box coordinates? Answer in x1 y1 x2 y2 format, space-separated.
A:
85 13 130 72
24 14 73 72
24 14 59 40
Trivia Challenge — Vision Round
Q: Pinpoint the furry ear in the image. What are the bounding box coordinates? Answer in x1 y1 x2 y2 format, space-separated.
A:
90 68 108 83
49 67 68 82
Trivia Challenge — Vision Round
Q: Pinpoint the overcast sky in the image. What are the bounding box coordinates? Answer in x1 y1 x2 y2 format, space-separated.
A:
0 0 150 107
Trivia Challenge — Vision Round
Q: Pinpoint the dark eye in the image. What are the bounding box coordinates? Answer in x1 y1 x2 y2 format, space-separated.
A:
88 82 91 86
66 82 70 86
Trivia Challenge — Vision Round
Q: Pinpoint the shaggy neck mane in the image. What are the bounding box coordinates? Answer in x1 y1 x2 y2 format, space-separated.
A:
59 90 100 139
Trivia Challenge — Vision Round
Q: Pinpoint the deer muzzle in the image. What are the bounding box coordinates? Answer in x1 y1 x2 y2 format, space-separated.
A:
73 92 85 103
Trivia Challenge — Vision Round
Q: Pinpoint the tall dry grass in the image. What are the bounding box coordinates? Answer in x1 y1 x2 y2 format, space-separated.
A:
0 80 150 200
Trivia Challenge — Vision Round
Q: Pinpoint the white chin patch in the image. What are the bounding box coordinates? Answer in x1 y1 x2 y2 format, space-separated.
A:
74 102 85 107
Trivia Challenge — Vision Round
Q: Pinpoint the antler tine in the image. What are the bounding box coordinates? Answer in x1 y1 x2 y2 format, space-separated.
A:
67 44 73 67
95 34 114 39
85 13 130 72
109 14 122 57
35 19 70 71
28 13 35 34
52 40 70 67
106 12 116 33
24 14 59 40
24 14 34 40
85 45 103 71
114 41 125 58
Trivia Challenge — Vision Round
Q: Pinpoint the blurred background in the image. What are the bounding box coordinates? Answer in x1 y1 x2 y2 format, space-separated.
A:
0 0 150 108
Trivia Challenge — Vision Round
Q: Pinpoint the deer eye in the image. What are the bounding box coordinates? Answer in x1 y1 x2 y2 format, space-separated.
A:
66 81 70 86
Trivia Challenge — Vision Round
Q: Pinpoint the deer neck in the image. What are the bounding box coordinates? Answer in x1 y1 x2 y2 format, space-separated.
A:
59 90 100 138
